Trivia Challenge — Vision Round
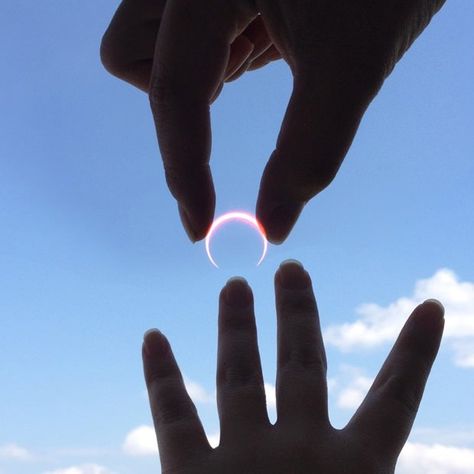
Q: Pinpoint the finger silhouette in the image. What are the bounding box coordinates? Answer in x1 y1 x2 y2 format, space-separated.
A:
217 278 269 442
149 0 256 241
275 260 329 426
143 330 211 467
256 76 373 243
347 300 444 458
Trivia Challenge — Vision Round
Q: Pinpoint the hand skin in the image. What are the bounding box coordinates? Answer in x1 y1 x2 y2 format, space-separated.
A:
101 1 446 244
142 260 444 474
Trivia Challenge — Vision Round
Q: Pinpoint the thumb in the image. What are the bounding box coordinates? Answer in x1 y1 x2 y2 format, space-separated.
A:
256 75 375 243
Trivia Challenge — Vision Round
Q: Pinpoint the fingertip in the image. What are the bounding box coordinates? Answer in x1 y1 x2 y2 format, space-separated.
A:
422 298 445 316
276 259 311 290
143 329 170 359
178 204 200 242
410 300 445 335
256 149 307 244
257 201 304 244
223 276 253 308
178 200 214 243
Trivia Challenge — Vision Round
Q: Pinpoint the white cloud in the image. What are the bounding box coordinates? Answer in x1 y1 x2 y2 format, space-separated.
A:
327 377 338 393
397 442 474 473
43 465 114 474
122 425 158 456
183 378 277 409
0 443 31 460
264 382 276 409
324 269 474 367
123 425 221 456
184 377 215 404
185 377 277 413
452 341 474 368
412 427 474 448
337 375 373 410
207 432 220 448
329 365 374 411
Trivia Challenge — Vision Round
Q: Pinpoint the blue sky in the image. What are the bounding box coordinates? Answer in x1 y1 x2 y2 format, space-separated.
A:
1 1 473 473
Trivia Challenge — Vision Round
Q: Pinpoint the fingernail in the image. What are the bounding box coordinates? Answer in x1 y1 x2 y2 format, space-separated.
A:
264 202 304 244
143 329 169 358
423 299 445 315
413 300 445 332
278 259 310 289
178 204 198 243
225 277 252 308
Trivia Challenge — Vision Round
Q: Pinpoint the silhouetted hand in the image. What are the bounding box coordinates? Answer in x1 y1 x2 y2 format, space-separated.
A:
101 1 446 243
142 260 444 473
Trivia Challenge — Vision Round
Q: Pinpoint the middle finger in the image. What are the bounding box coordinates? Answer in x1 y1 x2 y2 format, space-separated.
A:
275 260 329 428
217 277 269 442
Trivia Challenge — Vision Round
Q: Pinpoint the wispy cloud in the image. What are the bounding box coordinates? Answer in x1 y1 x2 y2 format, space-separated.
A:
411 427 474 448
122 426 157 456
122 425 221 456
336 375 373 410
398 442 474 473
184 377 215 404
324 269 474 367
452 340 474 368
0 443 31 460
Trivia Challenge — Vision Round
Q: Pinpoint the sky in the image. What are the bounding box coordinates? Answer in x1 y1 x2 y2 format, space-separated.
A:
0 1 473 473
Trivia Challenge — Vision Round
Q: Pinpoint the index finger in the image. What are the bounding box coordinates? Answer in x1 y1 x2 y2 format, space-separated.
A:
150 0 256 241
100 0 166 91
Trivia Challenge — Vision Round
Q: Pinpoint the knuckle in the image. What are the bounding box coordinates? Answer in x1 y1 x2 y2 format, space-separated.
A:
99 33 127 77
278 290 317 318
163 164 187 197
148 64 209 114
308 160 339 192
303 162 338 195
275 153 339 200
164 163 209 190
151 378 197 426
145 365 174 390
155 398 197 426
149 70 199 112
217 363 262 390
99 40 115 73
282 346 327 373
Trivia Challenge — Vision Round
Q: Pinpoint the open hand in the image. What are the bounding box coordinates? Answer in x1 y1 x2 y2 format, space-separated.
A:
142 260 444 473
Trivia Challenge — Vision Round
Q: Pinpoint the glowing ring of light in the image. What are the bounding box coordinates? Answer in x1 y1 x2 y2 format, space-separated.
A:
205 211 268 268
